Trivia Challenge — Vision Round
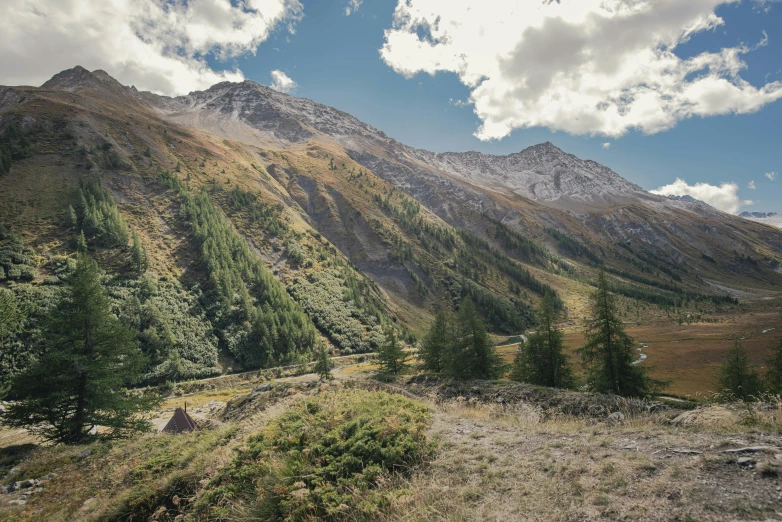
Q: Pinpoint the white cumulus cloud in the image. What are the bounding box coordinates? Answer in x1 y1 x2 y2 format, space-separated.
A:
766 171 777 181
0 0 303 95
270 70 297 93
748 180 756 189
380 0 782 140
602 143 611 150
650 178 751 214
345 0 363 16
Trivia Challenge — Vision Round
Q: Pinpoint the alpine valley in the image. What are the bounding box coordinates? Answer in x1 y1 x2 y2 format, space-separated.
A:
5 67 782 522
2 66 782 388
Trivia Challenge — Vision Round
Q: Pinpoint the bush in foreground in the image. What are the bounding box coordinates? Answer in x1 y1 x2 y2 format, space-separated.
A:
199 389 432 520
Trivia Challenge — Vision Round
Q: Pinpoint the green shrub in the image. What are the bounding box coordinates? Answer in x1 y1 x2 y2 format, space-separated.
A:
200 390 432 520
287 269 386 354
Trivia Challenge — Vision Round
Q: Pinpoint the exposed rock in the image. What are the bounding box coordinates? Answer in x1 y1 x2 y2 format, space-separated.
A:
607 412 625 422
253 383 272 392
671 406 741 428
76 449 93 461
7 499 26 506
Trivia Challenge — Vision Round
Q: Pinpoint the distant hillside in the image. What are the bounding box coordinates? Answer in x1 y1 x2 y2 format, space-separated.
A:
1 66 781 383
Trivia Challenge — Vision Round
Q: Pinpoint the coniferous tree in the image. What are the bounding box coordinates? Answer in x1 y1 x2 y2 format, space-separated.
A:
314 344 332 380
66 205 78 229
131 229 148 273
0 289 25 396
765 339 782 395
76 230 88 253
419 308 453 373
511 294 574 388
578 270 664 397
716 340 764 401
446 299 504 379
1 255 158 444
376 327 408 379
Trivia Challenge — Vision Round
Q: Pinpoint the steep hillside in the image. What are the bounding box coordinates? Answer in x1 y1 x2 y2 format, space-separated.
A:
1 66 781 385
139 74 782 293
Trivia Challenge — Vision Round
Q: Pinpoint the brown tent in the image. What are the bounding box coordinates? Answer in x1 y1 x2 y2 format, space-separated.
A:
162 405 198 434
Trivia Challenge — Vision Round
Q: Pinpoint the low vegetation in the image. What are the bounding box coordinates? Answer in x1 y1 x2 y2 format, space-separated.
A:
197 389 432 520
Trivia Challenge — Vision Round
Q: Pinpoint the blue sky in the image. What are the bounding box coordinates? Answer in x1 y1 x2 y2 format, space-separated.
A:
1 0 781 213
227 0 782 212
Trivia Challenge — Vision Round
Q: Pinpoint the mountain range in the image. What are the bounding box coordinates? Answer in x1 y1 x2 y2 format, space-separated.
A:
2 66 782 375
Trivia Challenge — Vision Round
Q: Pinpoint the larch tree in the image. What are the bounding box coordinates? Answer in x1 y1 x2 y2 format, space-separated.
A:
1 254 158 444
717 340 764 401
376 326 408 379
511 294 574 389
313 343 332 380
765 338 782 395
131 229 148 273
419 308 453 373
446 299 504 380
578 270 665 397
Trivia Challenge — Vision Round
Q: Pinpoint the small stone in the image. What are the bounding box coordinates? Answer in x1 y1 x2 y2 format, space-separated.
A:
76 449 93 462
607 412 625 422
7 499 26 506
737 457 756 466
253 383 272 392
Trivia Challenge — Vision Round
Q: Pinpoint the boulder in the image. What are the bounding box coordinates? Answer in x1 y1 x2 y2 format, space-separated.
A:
671 406 741 428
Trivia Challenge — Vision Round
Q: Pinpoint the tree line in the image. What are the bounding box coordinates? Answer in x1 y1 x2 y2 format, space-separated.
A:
419 270 667 397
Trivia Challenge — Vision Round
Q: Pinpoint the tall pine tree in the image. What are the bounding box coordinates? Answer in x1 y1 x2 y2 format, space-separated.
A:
717 340 764 401
376 326 408 379
445 299 504 380
578 270 664 397
765 338 782 395
1 255 158 444
511 294 574 389
313 343 332 380
131 229 148 273
419 308 453 373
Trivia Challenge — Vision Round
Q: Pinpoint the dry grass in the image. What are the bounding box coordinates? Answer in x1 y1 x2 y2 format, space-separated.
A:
533 308 782 398
381 400 782 522
3 377 782 521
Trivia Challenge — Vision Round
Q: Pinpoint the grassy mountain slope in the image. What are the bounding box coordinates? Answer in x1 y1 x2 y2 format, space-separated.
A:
1 67 781 383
